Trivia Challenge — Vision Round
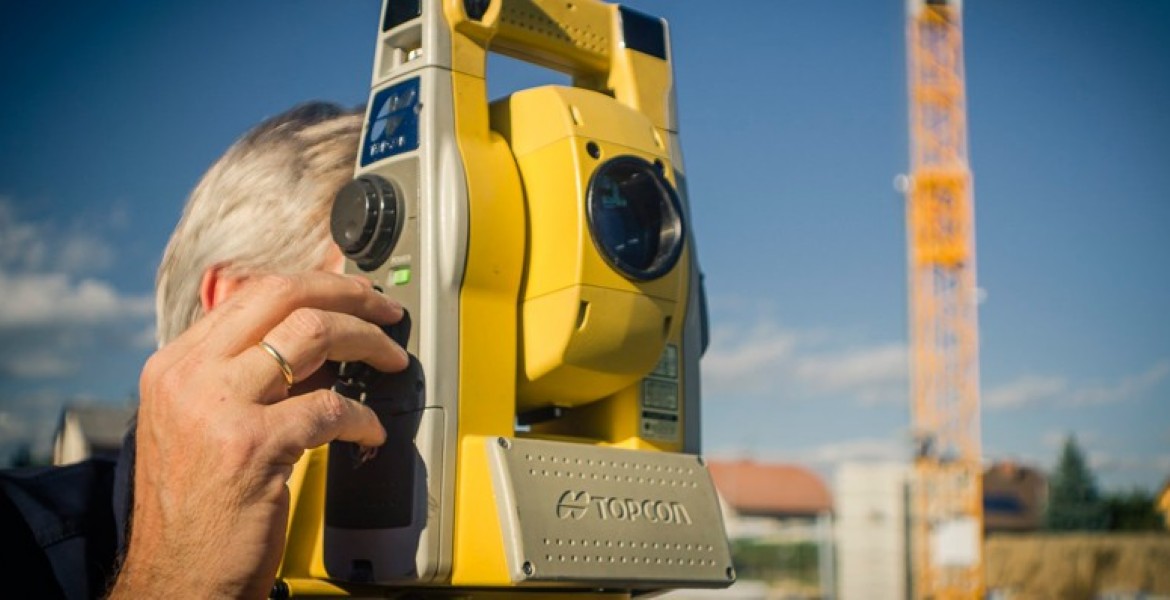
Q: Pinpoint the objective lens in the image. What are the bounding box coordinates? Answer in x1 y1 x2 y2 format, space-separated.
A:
586 156 684 281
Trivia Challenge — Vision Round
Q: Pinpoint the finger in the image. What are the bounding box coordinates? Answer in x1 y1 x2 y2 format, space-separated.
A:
241 308 409 399
185 272 403 358
264 389 386 459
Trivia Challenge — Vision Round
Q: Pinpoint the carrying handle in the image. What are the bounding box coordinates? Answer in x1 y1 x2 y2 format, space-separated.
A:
447 0 613 76
443 0 675 131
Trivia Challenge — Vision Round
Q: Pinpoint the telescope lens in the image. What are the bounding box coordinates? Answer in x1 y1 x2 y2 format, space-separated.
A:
587 156 684 280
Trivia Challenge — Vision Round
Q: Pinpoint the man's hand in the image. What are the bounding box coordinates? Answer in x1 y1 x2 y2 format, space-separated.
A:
110 272 407 599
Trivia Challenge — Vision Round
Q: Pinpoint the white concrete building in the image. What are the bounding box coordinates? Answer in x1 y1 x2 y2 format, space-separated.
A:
835 462 911 600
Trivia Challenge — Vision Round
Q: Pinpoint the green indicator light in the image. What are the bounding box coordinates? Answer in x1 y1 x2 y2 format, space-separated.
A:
392 267 412 285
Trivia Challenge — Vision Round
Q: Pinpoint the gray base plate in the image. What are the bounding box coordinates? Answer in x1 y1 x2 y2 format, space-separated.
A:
487 437 735 588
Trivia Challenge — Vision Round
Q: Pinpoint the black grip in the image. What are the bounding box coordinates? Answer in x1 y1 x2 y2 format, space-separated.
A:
332 309 412 400
386 308 411 349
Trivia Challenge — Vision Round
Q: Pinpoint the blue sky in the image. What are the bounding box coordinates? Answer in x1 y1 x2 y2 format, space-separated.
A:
0 1 1167 491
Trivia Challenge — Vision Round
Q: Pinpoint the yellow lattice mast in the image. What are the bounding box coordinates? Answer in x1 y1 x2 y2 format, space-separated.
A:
905 0 984 598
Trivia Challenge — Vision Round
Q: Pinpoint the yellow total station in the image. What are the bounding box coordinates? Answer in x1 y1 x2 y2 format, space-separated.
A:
276 1 729 596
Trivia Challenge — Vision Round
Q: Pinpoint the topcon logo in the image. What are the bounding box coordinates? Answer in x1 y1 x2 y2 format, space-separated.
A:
556 491 591 519
555 490 693 525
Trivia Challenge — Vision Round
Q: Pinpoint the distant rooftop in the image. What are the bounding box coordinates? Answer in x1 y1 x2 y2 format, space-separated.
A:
983 460 1048 532
58 404 135 450
708 459 833 517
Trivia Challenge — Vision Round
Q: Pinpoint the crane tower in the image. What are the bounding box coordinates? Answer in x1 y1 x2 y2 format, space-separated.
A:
905 0 984 598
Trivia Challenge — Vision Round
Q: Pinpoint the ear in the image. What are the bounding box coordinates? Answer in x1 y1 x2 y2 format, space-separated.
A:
199 265 250 313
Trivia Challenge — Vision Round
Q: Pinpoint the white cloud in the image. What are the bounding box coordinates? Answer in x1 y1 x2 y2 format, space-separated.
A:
701 308 906 405
106 202 132 230
58 235 116 273
702 319 799 394
0 200 48 271
704 435 910 480
985 375 1067 409
1011 431 1168 491
793 342 906 403
984 358 1170 411
1069 359 1170 406
0 198 118 275
0 353 76 378
0 199 154 380
792 436 907 465
1040 429 1100 449
0 271 152 328
1087 450 1170 475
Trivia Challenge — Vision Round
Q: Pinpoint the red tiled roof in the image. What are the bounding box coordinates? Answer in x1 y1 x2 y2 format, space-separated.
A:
708 459 832 517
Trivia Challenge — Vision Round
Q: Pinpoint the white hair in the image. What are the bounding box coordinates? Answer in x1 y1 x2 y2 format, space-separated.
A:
155 102 363 345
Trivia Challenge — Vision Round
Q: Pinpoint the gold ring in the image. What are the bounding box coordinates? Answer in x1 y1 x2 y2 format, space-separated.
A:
258 340 295 388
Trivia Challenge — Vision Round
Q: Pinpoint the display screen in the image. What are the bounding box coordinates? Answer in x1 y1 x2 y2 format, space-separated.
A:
383 0 421 32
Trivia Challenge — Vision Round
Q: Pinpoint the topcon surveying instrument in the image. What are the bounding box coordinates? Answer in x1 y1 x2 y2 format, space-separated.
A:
275 1 733 596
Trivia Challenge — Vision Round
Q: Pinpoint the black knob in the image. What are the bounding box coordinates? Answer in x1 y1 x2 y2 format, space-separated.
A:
330 175 401 271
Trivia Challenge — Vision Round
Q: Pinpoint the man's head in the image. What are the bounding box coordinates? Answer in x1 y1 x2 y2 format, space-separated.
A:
156 102 362 345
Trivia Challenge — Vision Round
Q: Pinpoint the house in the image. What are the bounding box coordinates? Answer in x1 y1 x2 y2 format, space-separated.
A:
708 459 833 541
982 461 1048 533
53 404 135 465
707 459 835 599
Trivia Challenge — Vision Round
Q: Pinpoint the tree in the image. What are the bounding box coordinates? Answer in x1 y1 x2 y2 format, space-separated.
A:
9 442 33 468
1103 488 1165 531
1044 434 1108 531
5 442 50 468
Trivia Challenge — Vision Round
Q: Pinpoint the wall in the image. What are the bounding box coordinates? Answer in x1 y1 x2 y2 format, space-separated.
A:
835 462 910 600
52 414 90 466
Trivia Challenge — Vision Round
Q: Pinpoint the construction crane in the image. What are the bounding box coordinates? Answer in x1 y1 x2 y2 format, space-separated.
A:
904 0 984 598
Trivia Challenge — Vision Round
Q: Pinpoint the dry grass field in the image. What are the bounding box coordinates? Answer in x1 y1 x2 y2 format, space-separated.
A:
985 534 1170 599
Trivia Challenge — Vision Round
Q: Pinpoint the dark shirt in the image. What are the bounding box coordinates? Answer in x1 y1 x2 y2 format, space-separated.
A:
0 425 134 599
